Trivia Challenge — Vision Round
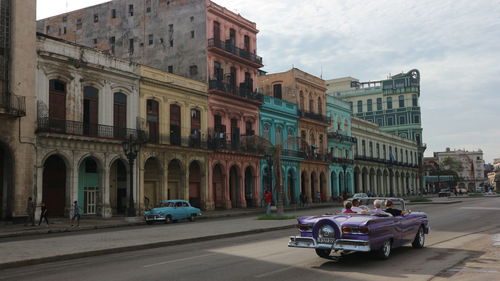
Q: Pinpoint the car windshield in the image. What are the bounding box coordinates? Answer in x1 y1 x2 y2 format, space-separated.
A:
159 202 175 207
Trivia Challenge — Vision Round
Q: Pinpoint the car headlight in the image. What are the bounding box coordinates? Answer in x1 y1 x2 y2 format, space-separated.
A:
159 212 164 216
319 225 335 238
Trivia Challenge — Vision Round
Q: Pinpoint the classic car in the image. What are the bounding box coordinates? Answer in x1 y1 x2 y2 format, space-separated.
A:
438 188 451 197
144 200 202 224
288 198 429 259
352 193 369 199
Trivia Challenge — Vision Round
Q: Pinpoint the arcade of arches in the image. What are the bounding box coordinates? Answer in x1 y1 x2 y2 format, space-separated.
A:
352 165 419 196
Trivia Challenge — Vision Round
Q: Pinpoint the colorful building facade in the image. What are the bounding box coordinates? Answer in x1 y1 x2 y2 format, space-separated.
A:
259 95 301 205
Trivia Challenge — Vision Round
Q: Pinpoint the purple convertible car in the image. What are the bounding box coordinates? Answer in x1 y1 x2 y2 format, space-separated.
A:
288 198 429 259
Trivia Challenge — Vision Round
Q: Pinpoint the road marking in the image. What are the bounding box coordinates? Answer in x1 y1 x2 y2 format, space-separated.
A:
142 253 217 268
254 266 295 278
460 207 500 211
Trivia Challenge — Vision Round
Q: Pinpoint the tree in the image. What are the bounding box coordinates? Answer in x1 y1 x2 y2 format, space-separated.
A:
440 157 463 174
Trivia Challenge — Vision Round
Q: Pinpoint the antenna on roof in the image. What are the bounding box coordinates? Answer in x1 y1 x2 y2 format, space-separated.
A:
320 64 323 79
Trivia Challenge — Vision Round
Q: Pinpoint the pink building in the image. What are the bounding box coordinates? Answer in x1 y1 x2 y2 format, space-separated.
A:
206 2 264 209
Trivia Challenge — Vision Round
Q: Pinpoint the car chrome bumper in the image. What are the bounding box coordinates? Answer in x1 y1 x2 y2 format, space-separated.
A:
144 216 166 221
288 236 371 252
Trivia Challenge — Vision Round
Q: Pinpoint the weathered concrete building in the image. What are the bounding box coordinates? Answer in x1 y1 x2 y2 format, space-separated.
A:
0 0 36 221
433 148 486 191
36 0 263 84
35 34 144 217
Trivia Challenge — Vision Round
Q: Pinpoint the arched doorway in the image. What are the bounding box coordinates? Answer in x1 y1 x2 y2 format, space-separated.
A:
78 157 100 215
189 161 201 208
110 159 127 215
330 171 337 198
168 159 183 200
0 144 13 220
144 158 161 210
339 172 344 196
229 165 239 208
310 172 316 202
212 164 225 209
287 169 295 204
43 155 67 216
244 166 254 207
354 167 361 193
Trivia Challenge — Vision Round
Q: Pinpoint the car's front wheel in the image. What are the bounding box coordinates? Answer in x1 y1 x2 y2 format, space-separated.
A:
412 226 425 248
164 215 172 224
189 214 196 222
315 248 331 259
374 240 391 260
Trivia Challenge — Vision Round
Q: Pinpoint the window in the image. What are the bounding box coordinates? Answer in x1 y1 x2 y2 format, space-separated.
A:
399 95 405 108
245 121 254 136
109 37 116 53
94 14 99 23
190 16 194 22
129 38 134 54
83 86 99 136
58 28 62 36
369 141 373 157
376 118 383 126
111 9 117 18
387 117 394 126
367 99 372 112
399 116 406 124
376 98 382 111
387 97 392 109
412 94 418 107
213 21 220 41
362 140 366 156
349 102 353 112
376 143 380 158
189 65 198 76
357 100 363 113
309 99 314 112
129 5 134 16
191 30 195 38
318 97 322 114
63 26 67 35
263 125 270 140
113 92 127 138
244 35 250 52
383 145 386 159
147 100 159 143
299 92 304 110
273 84 282 99
276 127 282 145
169 24 174 32
46 25 51 33
93 38 98 47
170 104 181 146
169 40 173 47
62 16 67 22
168 65 173 73
148 34 154 45
146 0 152 13
76 18 82 30
190 109 201 144
413 115 420 124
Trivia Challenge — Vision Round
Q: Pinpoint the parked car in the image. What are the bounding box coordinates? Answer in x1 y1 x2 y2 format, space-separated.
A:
438 188 451 197
288 198 429 260
457 187 468 194
353 193 369 199
144 200 201 225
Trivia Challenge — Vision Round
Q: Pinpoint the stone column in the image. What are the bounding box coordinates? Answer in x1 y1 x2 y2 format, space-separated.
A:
239 173 246 208
225 165 231 209
101 164 112 218
35 164 44 222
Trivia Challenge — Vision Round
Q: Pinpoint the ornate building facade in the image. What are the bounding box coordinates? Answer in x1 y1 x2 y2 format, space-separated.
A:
138 66 209 211
433 148 486 191
35 34 144 217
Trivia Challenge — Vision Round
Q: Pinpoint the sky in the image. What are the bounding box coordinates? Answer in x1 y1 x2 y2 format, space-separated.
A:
36 0 500 163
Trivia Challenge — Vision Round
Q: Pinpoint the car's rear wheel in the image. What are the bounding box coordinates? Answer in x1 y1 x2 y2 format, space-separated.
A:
164 215 172 224
146 221 154 225
315 249 331 259
189 214 196 222
412 226 425 248
374 240 391 260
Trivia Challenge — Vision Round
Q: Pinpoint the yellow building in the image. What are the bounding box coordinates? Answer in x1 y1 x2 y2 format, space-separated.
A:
138 66 209 211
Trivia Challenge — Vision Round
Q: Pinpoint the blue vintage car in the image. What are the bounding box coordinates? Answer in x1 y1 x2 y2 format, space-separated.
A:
144 200 202 224
288 198 429 259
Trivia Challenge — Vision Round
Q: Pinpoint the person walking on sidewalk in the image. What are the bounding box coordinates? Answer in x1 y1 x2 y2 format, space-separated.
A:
71 201 81 227
25 197 35 226
38 202 49 226
264 188 272 215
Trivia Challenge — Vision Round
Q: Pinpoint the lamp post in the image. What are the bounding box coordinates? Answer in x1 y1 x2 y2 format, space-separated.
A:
341 162 347 198
122 134 140 217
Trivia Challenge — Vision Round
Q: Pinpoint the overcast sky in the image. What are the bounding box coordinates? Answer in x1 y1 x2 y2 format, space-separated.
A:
37 0 500 163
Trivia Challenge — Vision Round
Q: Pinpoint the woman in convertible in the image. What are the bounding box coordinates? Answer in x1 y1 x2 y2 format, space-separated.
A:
342 201 357 214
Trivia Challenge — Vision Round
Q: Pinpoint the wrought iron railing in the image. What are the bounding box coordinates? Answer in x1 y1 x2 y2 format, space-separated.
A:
208 38 263 65
0 93 26 117
355 155 418 168
37 118 148 142
327 131 357 143
208 79 263 103
298 110 330 123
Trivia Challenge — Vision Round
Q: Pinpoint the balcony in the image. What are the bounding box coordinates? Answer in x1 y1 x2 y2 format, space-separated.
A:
208 39 263 68
281 149 305 159
327 131 357 143
298 110 330 124
37 118 148 142
207 129 266 154
354 155 419 168
146 133 208 149
209 79 263 104
0 93 26 117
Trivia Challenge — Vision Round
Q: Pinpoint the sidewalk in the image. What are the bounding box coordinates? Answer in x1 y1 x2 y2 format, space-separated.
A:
0 204 340 269
0 202 338 239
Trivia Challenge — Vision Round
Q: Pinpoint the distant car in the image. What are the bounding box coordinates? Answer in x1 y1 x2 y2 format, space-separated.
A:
457 188 467 194
144 200 202 225
288 197 429 260
438 189 451 197
353 193 369 199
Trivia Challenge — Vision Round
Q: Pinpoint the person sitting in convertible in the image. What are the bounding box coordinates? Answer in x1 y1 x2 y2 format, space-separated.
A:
369 199 390 216
384 200 405 216
342 201 357 214
351 198 364 213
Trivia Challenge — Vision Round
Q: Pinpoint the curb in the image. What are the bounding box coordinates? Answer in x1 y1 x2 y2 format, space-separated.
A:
0 203 340 240
0 224 296 270
407 200 462 205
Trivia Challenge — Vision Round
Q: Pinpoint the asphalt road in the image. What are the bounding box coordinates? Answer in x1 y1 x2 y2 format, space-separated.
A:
1 197 500 281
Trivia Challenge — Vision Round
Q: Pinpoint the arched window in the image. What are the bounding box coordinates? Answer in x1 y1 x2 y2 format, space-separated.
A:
387 97 393 109
113 92 127 138
273 84 282 99
190 108 201 147
49 79 67 121
276 127 282 145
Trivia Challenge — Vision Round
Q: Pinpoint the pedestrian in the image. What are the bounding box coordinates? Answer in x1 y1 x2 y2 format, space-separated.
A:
299 193 305 207
264 188 272 215
38 202 49 226
25 197 35 226
71 201 81 227
315 191 321 203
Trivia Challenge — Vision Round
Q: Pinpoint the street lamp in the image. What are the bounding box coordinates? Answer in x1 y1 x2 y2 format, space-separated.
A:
122 134 140 217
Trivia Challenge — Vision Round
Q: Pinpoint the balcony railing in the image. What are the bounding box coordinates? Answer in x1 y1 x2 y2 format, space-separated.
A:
209 79 263 103
327 131 357 143
355 155 418 168
326 155 355 165
37 118 148 142
281 149 305 159
208 38 263 66
0 93 26 117
298 110 330 123
146 133 208 149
